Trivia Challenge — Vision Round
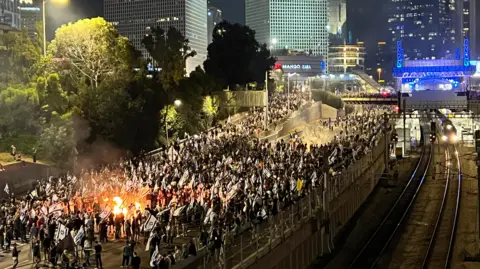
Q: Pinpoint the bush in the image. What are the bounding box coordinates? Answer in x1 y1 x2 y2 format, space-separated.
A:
311 90 344 109
0 134 37 155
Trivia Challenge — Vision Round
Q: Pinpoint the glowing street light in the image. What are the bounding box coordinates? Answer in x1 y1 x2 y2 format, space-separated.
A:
174 99 182 106
42 0 69 57
377 68 382 81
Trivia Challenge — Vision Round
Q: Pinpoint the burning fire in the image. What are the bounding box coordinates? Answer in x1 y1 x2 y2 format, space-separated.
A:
107 196 144 217
112 196 127 216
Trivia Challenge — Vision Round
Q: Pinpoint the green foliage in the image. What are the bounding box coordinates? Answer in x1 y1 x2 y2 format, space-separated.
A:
311 90 345 109
0 29 42 84
0 86 40 135
49 18 135 89
37 119 76 166
204 22 276 89
0 134 37 156
142 27 196 92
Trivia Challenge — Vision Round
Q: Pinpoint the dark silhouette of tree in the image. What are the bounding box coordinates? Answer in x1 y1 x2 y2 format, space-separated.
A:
204 22 276 89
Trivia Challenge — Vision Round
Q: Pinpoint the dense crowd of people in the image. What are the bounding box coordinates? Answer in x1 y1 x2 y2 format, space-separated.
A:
0 91 390 269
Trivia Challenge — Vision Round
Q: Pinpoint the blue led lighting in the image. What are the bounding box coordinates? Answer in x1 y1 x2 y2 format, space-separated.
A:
455 48 461 60
464 39 470 66
396 40 403 68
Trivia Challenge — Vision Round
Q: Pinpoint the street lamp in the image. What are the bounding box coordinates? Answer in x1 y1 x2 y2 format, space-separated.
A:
377 68 382 81
165 99 182 145
42 0 68 57
287 73 298 111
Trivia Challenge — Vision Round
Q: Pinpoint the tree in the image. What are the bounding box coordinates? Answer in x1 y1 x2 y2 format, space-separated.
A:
0 29 42 84
36 73 70 117
37 119 76 166
0 86 39 136
204 22 276 89
49 18 135 90
142 27 196 92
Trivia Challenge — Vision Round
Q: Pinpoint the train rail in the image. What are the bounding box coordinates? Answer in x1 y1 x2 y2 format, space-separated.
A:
421 145 461 269
346 139 432 269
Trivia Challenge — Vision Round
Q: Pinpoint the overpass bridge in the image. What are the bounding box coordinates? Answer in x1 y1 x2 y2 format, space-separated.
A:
342 97 397 105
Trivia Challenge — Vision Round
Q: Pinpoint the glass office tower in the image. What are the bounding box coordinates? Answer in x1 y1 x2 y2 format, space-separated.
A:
104 0 208 74
245 0 329 58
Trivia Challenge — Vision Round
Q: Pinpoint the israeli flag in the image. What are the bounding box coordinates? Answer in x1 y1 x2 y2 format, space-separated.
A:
143 215 158 232
74 226 85 246
149 246 160 267
55 224 68 243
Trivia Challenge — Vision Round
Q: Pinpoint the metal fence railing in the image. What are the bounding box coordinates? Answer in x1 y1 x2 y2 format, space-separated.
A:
196 135 388 269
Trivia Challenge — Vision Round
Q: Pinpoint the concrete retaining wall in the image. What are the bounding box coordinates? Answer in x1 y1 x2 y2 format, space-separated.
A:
262 102 337 141
0 162 61 198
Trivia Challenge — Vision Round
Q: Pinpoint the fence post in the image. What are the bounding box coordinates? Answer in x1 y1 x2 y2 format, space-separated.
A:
240 234 244 268
291 203 294 228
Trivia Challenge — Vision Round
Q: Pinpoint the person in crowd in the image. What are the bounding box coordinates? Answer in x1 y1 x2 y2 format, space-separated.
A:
122 241 133 267
131 252 141 269
11 243 19 269
95 241 103 269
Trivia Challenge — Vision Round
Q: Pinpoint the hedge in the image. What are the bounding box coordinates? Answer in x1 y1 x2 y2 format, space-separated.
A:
311 90 345 109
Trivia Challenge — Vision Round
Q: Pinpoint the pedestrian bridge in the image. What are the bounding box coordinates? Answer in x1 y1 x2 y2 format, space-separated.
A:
342 97 397 105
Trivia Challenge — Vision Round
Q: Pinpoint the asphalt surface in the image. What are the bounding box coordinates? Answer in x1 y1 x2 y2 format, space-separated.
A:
0 232 175 269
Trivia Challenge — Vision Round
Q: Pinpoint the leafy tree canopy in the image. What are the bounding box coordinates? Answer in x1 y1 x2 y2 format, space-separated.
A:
142 26 196 92
0 29 42 84
204 22 276 89
49 17 135 89
0 86 39 136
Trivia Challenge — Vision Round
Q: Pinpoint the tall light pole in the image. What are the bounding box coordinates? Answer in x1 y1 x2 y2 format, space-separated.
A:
287 73 297 111
42 0 68 57
377 68 382 82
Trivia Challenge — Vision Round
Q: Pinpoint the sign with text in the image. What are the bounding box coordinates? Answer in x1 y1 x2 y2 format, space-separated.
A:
281 64 312 70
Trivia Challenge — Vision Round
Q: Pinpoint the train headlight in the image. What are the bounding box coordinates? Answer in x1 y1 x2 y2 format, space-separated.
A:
450 135 458 142
446 124 452 130
442 135 448 141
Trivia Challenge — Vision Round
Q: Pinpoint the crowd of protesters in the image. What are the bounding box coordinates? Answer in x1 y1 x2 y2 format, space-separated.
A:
0 91 390 269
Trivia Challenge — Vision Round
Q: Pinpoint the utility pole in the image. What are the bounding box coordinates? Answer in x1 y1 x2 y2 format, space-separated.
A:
403 98 407 157
265 71 269 130
475 130 480 240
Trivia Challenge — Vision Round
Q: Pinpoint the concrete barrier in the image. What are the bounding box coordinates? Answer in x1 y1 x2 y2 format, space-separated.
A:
0 162 61 198
261 102 338 142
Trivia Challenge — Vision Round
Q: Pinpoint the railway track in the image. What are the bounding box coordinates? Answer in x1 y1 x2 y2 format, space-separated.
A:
421 145 461 269
346 141 463 269
346 140 432 269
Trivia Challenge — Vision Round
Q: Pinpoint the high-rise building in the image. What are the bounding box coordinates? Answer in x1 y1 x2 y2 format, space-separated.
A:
388 0 457 60
328 42 366 73
1 0 21 29
207 5 222 44
375 41 393 82
245 0 329 58
458 0 477 58
104 0 208 74
328 0 347 44
19 0 42 40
